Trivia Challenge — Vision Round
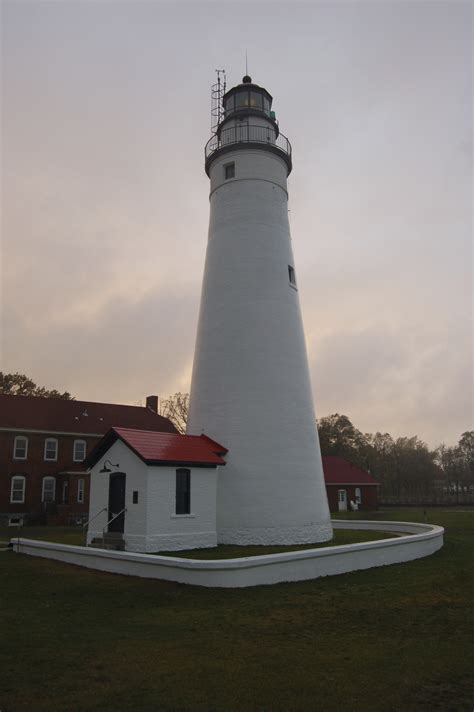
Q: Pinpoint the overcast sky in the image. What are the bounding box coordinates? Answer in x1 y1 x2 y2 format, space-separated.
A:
1 0 472 447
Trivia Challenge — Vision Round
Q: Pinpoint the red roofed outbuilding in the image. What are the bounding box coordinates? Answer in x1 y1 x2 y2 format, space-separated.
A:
85 427 228 552
0 394 176 527
322 456 379 512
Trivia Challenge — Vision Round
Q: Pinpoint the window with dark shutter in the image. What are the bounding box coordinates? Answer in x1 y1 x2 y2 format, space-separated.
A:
175 468 191 515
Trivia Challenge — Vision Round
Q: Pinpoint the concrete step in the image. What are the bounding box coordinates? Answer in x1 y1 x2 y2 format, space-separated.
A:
89 535 125 551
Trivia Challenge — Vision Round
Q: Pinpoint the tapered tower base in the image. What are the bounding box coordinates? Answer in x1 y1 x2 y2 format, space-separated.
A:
218 523 333 546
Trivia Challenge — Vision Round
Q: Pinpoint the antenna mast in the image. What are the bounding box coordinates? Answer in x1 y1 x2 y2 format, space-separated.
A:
211 69 226 134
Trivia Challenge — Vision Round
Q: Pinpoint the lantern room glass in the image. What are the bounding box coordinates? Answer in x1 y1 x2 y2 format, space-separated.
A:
225 89 271 116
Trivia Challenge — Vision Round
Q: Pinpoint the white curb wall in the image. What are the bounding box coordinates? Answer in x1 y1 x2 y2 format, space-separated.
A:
11 520 444 588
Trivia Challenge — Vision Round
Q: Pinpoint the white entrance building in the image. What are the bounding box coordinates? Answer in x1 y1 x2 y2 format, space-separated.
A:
86 428 227 552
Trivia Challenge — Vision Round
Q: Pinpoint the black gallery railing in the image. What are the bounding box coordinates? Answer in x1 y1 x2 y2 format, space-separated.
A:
205 124 292 162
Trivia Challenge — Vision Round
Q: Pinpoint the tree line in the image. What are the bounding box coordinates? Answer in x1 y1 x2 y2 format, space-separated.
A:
2 375 471 504
160 394 474 504
0 372 73 400
318 413 473 504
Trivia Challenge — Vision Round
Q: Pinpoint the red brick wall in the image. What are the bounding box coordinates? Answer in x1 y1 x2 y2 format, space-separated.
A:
0 431 98 523
326 485 378 512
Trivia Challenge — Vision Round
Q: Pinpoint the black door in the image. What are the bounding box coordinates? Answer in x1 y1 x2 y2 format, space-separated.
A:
108 473 126 532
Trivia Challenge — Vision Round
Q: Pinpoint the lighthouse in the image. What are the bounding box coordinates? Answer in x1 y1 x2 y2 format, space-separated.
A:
187 74 333 545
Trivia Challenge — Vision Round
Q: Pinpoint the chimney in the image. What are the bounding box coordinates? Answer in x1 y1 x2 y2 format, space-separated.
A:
146 395 159 413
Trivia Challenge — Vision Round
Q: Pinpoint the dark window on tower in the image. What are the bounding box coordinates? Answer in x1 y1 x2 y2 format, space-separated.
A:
176 469 191 515
224 162 235 180
288 265 297 286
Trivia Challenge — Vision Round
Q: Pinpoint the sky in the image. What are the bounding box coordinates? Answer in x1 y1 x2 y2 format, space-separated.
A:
1 0 472 447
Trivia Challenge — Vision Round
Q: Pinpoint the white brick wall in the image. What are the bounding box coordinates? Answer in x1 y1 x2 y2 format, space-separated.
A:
188 144 333 545
87 439 219 552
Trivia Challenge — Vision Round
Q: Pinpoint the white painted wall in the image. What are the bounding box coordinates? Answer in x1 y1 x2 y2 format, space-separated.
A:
14 520 445 588
87 439 219 552
140 465 218 553
188 144 332 545
87 439 148 546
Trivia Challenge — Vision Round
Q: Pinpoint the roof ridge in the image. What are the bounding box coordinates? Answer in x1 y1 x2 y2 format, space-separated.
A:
0 393 157 410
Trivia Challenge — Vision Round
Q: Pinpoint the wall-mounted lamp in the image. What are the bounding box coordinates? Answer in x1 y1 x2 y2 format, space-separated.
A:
99 460 119 473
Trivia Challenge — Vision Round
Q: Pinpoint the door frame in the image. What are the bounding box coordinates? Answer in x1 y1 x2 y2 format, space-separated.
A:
337 488 348 512
108 472 126 533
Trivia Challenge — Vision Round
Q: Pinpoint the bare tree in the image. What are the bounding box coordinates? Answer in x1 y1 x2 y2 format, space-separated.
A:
160 392 189 434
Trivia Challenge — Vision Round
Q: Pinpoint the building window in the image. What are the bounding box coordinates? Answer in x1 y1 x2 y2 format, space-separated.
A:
175 468 191 515
42 477 56 503
44 438 58 461
62 481 69 504
13 436 28 460
73 440 86 462
288 265 297 287
10 475 26 503
77 479 85 504
224 162 235 180
355 487 362 505
8 515 23 527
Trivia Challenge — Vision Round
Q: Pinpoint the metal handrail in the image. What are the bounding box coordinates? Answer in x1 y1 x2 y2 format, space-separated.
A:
82 507 107 545
102 508 127 547
205 124 292 162
82 507 107 532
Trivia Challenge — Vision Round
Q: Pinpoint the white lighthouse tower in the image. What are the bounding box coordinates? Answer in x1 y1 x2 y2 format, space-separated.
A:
187 73 333 545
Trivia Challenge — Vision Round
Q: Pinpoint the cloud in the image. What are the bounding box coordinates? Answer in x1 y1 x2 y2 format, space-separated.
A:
1 0 471 448
310 321 472 447
2 283 199 406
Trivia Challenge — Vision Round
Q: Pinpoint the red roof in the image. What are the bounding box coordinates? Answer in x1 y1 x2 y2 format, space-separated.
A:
0 394 177 435
86 427 227 467
322 456 379 485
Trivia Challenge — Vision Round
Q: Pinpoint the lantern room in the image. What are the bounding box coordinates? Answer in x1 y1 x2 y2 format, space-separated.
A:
222 75 274 121
205 74 291 177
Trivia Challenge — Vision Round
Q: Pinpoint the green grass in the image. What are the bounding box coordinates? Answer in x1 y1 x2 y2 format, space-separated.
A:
0 525 84 547
0 524 398 557
1 508 473 712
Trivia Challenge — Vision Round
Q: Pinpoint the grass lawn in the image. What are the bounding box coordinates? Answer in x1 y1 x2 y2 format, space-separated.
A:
1 508 473 712
0 525 398 557
0 525 85 547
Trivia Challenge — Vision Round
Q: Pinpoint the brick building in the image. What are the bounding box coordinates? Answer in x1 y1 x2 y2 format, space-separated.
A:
0 394 176 526
322 455 379 512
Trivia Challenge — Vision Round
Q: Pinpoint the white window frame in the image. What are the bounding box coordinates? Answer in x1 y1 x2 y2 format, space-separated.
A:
8 515 24 527
77 478 85 503
73 439 86 462
42 476 56 503
355 487 362 505
10 475 26 504
13 436 28 460
44 438 58 462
